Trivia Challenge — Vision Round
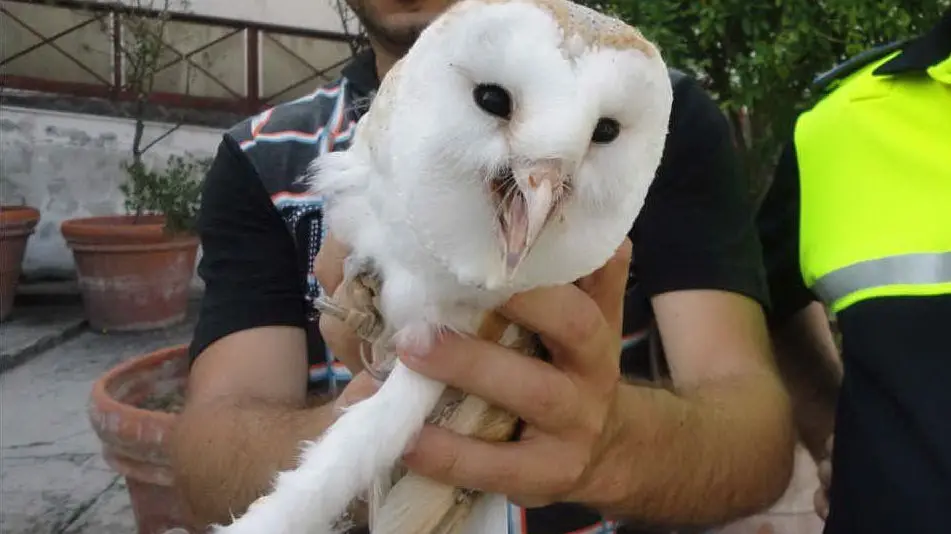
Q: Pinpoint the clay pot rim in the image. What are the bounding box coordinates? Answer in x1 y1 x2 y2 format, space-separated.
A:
0 205 41 226
61 215 197 246
90 344 188 428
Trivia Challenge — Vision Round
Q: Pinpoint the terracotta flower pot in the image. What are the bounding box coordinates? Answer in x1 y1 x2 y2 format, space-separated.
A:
88 344 197 534
61 215 198 332
0 205 41 322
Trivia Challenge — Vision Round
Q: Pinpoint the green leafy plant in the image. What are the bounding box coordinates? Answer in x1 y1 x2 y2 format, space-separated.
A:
585 0 949 198
40 0 211 233
119 154 209 235
113 0 207 234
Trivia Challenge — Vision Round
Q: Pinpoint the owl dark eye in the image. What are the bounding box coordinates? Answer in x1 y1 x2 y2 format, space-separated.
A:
473 83 512 119
592 118 621 144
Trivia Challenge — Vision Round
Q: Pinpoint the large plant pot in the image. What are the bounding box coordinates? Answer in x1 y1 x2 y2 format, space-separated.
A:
89 345 196 534
61 215 198 331
0 205 41 322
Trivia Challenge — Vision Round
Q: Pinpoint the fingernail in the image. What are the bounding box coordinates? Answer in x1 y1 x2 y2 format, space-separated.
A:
401 345 427 360
397 339 437 360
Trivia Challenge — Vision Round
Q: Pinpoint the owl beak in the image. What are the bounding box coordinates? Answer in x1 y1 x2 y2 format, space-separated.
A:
498 161 565 280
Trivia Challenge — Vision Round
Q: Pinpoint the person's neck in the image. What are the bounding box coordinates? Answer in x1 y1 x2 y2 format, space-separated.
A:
370 40 402 81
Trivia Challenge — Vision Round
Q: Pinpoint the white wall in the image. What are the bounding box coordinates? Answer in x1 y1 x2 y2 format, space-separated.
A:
97 0 355 35
0 106 222 287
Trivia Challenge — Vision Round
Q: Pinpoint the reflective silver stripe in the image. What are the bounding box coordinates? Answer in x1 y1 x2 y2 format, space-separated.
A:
812 251 951 304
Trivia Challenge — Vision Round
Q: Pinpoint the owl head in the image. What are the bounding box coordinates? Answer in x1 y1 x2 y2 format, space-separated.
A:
329 0 674 292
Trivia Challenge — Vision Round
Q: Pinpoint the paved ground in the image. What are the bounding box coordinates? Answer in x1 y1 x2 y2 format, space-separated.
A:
0 302 198 534
0 306 85 375
0 300 822 534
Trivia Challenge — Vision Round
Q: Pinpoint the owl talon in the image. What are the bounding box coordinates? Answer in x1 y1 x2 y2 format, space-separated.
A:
313 296 382 342
360 343 395 381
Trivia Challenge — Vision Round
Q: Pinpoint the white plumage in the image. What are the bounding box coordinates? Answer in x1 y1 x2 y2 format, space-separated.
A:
211 0 673 532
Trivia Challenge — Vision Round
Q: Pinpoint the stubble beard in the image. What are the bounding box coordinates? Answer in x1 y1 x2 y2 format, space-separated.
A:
347 0 450 56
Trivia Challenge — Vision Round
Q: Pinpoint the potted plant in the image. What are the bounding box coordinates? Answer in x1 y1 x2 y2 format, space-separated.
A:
88 344 197 533
0 202 41 322
61 154 207 331
57 0 211 331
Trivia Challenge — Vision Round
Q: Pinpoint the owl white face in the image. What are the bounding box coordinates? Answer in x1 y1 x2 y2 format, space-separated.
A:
375 0 673 290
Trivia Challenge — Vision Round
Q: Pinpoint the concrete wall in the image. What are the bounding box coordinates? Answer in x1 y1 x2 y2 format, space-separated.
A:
0 106 223 286
98 0 355 34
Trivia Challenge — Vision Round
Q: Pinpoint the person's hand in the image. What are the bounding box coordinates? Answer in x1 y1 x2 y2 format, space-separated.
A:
313 235 365 373
814 434 834 520
398 240 632 508
314 231 633 508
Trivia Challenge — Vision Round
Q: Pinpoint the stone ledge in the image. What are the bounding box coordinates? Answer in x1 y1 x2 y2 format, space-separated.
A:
0 305 87 374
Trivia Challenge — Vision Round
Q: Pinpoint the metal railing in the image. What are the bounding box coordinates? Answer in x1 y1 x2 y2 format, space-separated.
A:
0 0 363 114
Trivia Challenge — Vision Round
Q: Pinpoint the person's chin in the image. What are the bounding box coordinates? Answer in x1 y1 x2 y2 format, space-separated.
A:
382 10 441 29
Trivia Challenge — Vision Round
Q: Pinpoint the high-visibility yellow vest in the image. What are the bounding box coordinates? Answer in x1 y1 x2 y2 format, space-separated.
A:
793 50 951 314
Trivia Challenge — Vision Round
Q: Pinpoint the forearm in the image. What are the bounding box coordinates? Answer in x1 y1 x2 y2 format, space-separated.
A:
588 371 796 527
169 396 336 526
770 302 842 461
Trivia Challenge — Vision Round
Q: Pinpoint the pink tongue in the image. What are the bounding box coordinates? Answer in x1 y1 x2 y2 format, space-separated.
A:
504 193 529 270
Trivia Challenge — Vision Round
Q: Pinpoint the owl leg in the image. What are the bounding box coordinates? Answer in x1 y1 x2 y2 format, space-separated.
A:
314 259 384 345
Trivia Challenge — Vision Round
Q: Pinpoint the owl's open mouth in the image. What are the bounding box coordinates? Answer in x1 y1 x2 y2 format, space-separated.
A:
489 167 528 265
488 162 566 280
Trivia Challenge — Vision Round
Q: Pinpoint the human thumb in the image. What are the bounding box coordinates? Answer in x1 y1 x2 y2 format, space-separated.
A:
332 371 381 415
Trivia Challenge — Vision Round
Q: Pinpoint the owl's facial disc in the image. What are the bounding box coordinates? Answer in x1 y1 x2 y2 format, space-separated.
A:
489 160 567 280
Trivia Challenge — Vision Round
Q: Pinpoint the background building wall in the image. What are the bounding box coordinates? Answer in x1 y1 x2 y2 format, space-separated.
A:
0 0 362 285
0 106 220 286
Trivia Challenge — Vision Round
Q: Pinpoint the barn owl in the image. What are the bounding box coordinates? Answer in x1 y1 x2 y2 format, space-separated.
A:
211 0 673 532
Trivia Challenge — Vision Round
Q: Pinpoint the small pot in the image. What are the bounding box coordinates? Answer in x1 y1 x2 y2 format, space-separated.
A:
61 215 198 331
88 344 196 534
0 205 41 322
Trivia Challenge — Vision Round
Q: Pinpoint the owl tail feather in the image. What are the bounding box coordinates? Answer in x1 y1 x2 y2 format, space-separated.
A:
371 474 472 534
372 392 520 534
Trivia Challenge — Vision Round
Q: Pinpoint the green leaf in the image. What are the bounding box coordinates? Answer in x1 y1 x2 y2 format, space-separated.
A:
577 0 947 195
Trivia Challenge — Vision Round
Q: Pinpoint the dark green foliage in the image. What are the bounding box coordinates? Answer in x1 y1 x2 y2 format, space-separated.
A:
584 0 949 196
119 154 209 235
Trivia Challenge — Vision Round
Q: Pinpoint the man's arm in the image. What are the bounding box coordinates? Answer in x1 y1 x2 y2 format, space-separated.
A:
168 138 360 526
610 75 797 524
172 328 335 525
769 302 841 461
756 141 841 461
585 292 794 527
174 327 377 527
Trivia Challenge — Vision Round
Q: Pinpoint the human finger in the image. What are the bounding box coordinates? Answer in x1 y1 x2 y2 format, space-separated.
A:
574 237 632 336
319 283 366 374
332 371 381 414
814 485 829 520
314 233 351 296
399 333 578 432
500 282 615 377
817 457 832 490
402 423 580 503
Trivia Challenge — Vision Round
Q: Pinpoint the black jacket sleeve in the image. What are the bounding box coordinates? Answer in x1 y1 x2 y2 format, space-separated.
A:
755 140 817 324
629 76 769 307
188 135 308 361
